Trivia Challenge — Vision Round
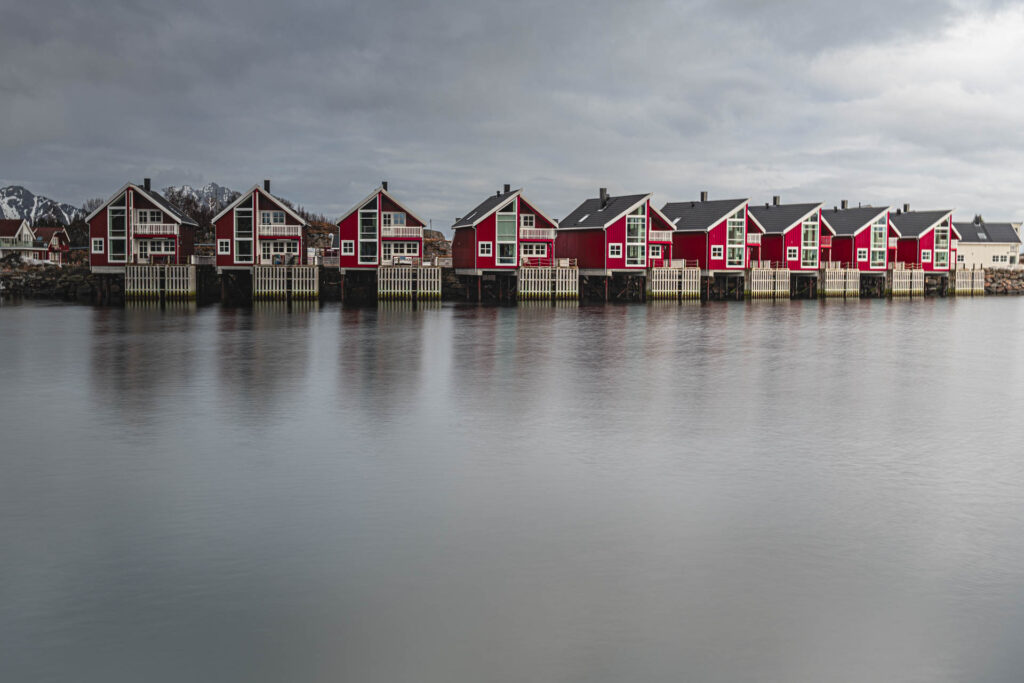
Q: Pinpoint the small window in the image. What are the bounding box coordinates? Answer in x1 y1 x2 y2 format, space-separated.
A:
609 243 622 258
479 241 492 257
650 244 662 258
91 238 104 253
218 239 231 254
711 245 724 260
922 250 932 263
341 240 355 256
787 246 799 260
857 248 868 262
1000 255 1008 263
520 214 535 229
957 254 964 262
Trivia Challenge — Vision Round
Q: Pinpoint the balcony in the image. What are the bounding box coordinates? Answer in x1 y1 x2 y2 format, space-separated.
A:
888 237 898 248
133 223 178 236
381 226 423 239
746 233 761 245
258 224 302 238
520 227 556 240
649 229 675 242
820 236 832 248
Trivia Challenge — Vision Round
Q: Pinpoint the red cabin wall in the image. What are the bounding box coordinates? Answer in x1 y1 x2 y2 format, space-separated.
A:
555 228 606 270
896 238 919 266
672 232 708 269
89 207 109 268
452 228 476 270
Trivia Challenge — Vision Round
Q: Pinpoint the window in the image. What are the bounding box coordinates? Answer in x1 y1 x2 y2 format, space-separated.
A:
870 214 887 268
495 201 517 265
358 197 378 264
711 245 724 260
234 205 253 263
108 193 127 262
957 254 965 263
479 242 492 257
341 240 355 256
382 241 419 261
218 239 231 255
787 246 799 261
1000 254 1009 263
382 212 406 227
260 211 285 225
650 244 662 259
521 243 547 257
520 214 535 229
800 213 819 268
726 208 745 267
626 205 646 266
136 209 162 224
922 249 932 263
857 248 868 262
91 238 104 254
933 218 950 268
609 243 622 258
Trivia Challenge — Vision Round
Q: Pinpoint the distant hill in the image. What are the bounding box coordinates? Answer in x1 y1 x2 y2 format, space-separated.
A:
161 183 240 212
0 186 81 225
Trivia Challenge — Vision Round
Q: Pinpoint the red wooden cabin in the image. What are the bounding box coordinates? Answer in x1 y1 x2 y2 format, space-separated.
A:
451 185 559 272
214 181 308 269
887 207 959 272
33 226 71 265
554 189 675 274
661 193 750 271
86 179 197 272
818 203 890 272
746 198 824 271
336 183 427 270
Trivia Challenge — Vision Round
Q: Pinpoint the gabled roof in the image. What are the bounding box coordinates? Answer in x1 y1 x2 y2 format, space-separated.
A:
559 193 650 230
660 198 748 232
820 206 889 237
33 226 68 243
452 189 520 229
212 184 309 226
954 221 1021 244
84 183 198 226
747 202 822 235
889 210 954 239
340 186 428 228
0 218 28 237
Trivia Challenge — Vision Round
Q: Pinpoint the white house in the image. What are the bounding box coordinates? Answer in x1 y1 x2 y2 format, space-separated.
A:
953 220 1020 269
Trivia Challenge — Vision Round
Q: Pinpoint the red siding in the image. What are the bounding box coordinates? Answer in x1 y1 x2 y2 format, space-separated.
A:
555 228 606 270
672 231 708 268
452 228 476 269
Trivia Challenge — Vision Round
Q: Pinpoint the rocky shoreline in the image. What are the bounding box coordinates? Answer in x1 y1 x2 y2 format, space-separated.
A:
984 268 1024 295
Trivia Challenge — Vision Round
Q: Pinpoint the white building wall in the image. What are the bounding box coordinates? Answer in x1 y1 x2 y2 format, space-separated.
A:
956 242 1019 269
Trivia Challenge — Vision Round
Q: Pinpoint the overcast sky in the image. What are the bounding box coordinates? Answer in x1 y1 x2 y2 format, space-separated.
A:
2 0 1023 228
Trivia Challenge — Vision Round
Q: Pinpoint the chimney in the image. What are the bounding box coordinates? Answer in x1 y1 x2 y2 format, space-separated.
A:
700 190 708 202
264 179 271 192
599 187 608 208
841 199 848 210
772 195 780 206
903 203 910 213
503 183 510 194
382 180 388 191
143 177 151 191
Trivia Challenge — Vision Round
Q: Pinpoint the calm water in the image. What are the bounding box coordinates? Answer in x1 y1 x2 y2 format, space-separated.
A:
2 297 1024 682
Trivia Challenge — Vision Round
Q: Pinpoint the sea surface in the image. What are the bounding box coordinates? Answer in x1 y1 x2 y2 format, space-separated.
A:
2 297 1024 682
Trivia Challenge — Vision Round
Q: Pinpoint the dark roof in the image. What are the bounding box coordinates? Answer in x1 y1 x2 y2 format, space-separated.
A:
0 218 26 237
560 193 648 229
142 187 198 227
820 206 888 236
453 189 518 229
33 226 67 241
889 210 951 238
954 221 1021 244
748 203 821 234
660 198 747 232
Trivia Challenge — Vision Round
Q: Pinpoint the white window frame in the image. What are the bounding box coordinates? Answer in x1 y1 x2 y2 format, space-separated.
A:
234 206 254 264
869 216 887 268
260 210 286 225
711 244 724 260
650 244 662 259
358 201 379 265
521 243 547 257
857 248 868 262
520 214 535 229
91 238 104 254
922 249 932 263
478 241 493 257
495 202 517 266
136 209 162 224
609 243 623 258
800 214 819 269
625 205 646 267
217 239 231 255
957 254 965 263
107 199 127 263
725 208 745 267
787 246 799 261
341 240 355 256
381 212 406 227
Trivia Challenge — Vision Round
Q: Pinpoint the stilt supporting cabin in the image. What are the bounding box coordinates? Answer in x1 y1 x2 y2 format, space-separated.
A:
125 264 196 301
378 265 441 301
951 268 985 296
745 266 791 299
819 264 860 299
253 265 319 301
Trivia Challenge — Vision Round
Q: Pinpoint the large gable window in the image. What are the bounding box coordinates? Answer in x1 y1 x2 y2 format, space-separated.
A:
626 204 647 267
359 196 379 264
234 197 253 263
108 193 127 262
800 213 819 269
933 217 950 268
870 214 887 268
495 201 517 266
726 208 745 267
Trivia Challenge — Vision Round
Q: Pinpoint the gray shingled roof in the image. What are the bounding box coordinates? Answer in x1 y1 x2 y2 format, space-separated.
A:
748 202 821 234
820 206 888 236
453 189 518 229
141 187 199 227
660 199 747 232
954 221 1021 244
889 210 951 238
560 193 648 229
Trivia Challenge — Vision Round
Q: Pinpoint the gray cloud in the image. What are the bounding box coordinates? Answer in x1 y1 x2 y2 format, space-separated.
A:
2 0 1024 227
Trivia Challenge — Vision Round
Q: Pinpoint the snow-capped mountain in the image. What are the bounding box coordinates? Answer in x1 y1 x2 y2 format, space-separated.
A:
162 183 240 211
0 186 81 225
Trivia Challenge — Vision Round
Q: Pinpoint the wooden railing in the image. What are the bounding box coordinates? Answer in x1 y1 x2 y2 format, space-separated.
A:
520 256 555 267
746 233 761 245
191 254 215 266
888 237 898 248
520 228 556 240
321 255 340 267
820 236 832 248
257 224 302 237
649 230 675 242
133 223 178 235
381 226 423 238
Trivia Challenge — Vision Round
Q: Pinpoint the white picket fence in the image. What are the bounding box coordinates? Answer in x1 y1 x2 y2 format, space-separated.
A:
746 267 790 299
253 265 319 300
820 267 860 298
889 267 925 296
951 268 985 296
291 266 319 299
647 267 701 300
125 264 196 300
517 266 579 300
378 266 441 300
